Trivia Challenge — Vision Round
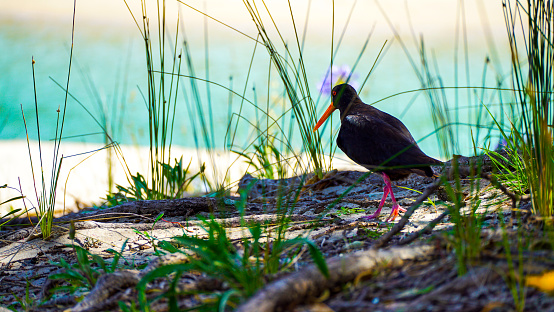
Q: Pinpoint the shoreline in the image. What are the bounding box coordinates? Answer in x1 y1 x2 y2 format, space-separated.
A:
0 140 360 215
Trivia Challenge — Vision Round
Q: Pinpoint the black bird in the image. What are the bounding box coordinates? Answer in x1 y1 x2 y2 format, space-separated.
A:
313 84 442 221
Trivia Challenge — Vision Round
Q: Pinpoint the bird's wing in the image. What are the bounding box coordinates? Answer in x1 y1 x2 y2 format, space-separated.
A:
367 107 418 145
337 112 435 169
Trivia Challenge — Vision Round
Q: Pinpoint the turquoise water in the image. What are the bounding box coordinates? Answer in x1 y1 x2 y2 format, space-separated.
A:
1 7 513 160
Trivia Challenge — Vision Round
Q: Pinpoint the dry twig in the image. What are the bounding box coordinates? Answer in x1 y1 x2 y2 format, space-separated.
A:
398 211 449 246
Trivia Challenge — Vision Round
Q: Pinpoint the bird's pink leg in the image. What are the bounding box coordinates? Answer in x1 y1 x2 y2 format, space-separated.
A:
383 173 406 222
364 184 390 220
364 173 406 221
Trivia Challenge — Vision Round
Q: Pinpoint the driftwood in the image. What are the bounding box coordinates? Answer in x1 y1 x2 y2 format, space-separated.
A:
0 197 238 243
58 197 237 221
69 213 317 232
235 244 436 312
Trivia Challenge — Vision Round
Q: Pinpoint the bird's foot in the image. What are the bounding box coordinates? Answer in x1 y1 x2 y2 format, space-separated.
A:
363 208 383 220
385 204 404 222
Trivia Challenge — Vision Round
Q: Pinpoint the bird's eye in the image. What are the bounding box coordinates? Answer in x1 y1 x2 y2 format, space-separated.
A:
332 90 336 96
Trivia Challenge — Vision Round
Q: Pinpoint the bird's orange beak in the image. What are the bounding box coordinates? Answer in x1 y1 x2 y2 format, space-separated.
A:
313 103 336 132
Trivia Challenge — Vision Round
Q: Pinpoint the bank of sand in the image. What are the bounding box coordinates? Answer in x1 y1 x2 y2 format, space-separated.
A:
0 140 360 216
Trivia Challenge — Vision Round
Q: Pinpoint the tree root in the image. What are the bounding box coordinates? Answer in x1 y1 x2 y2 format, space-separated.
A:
71 270 141 312
235 243 437 312
66 252 189 312
66 251 229 312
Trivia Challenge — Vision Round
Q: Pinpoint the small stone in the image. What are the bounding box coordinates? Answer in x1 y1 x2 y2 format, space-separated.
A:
344 241 364 249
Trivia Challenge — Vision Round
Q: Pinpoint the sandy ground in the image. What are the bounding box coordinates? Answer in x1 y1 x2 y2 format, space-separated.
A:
0 140 360 216
2 165 540 312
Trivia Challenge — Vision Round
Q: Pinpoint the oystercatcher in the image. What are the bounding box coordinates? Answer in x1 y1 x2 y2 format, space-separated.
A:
313 84 441 221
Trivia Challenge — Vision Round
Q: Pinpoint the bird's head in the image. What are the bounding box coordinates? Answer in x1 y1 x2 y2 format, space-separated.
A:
313 83 358 132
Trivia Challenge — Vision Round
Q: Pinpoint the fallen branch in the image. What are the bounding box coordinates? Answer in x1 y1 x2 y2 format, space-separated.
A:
235 243 436 312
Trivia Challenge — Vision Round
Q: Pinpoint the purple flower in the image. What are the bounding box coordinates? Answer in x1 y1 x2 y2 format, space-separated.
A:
317 64 360 94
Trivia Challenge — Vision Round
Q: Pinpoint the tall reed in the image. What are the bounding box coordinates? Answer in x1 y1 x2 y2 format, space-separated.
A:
243 0 328 176
20 0 77 237
124 0 184 199
504 0 554 217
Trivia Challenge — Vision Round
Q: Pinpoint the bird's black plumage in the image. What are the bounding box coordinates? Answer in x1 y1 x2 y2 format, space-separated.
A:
313 83 442 221
331 83 442 180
